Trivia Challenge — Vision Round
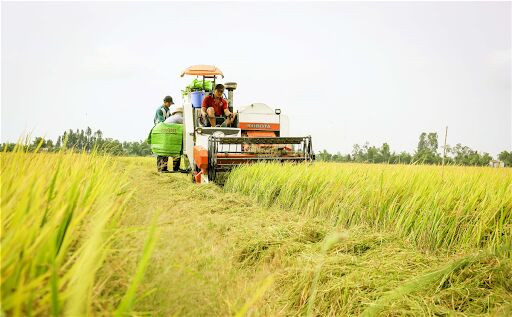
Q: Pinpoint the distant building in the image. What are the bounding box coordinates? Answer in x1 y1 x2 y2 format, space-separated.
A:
489 160 505 168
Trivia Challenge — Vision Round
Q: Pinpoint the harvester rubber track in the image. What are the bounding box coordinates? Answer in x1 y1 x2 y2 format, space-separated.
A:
207 136 314 184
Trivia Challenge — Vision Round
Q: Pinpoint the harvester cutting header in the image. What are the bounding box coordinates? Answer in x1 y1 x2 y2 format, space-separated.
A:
151 65 314 184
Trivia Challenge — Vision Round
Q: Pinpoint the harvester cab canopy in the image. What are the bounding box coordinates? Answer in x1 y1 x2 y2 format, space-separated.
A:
181 65 224 78
181 64 225 97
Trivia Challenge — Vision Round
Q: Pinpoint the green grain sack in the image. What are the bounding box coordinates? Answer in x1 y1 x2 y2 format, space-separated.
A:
147 123 183 156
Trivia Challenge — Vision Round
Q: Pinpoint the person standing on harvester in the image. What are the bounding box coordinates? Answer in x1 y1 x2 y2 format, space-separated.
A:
153 95 174 172
154 96 174 124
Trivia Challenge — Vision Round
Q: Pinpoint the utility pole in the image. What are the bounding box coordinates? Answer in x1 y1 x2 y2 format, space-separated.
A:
442 126 448 166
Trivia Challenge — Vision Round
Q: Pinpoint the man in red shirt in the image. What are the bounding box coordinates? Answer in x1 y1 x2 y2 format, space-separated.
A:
201 84 236 127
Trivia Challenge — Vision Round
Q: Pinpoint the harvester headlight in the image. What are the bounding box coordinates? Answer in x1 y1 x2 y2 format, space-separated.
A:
275 109 281 115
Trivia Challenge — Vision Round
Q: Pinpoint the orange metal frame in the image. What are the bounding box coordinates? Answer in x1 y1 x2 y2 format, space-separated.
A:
193 146 208 173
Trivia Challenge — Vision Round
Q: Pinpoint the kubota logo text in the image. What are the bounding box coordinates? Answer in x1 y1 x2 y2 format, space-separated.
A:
248 123 271 129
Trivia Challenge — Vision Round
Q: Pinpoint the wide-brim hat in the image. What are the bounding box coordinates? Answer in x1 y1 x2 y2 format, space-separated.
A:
171 105 183 114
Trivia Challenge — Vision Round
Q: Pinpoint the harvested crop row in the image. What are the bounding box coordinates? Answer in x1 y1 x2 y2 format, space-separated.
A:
225 163 512 253
114 159 510 316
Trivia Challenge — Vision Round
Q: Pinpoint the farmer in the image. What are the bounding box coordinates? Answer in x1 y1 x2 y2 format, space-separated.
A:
164 105 184 124
153 95 174 172
201 84 236 127
154 95 174 125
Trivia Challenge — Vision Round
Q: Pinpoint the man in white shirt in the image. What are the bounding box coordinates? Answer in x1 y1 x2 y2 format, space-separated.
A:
164 105 184 124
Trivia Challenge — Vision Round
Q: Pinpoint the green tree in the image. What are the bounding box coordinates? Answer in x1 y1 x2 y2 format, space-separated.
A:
498 151 512 167
352 144 365 162
479 153 492 166
380 143 391 163
414 132 441 164
367 145 379 163
397 151 412 164
449 143 493 166
317 149 332 161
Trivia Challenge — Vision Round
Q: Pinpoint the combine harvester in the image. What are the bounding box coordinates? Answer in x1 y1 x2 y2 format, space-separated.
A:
181 65 314 184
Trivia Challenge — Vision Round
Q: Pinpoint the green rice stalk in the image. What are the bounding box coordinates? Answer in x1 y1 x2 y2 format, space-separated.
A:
114 213 159 316
1 146 134 315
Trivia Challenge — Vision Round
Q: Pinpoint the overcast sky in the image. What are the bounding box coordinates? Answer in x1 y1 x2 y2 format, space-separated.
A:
2 1 511 156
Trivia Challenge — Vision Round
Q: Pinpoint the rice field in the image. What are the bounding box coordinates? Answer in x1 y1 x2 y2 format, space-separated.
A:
225 163 512 315
226 163 512 254
2 152 511 316
1 148 156 315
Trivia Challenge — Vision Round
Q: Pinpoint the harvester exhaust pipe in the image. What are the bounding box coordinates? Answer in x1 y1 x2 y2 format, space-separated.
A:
224 82 237 112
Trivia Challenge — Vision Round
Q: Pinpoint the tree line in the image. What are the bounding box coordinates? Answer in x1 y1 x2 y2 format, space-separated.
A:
2 128 511 166
1 127 152 156
316 132 512 167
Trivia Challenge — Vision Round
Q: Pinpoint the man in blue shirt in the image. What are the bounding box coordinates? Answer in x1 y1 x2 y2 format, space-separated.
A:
154 96 174 125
